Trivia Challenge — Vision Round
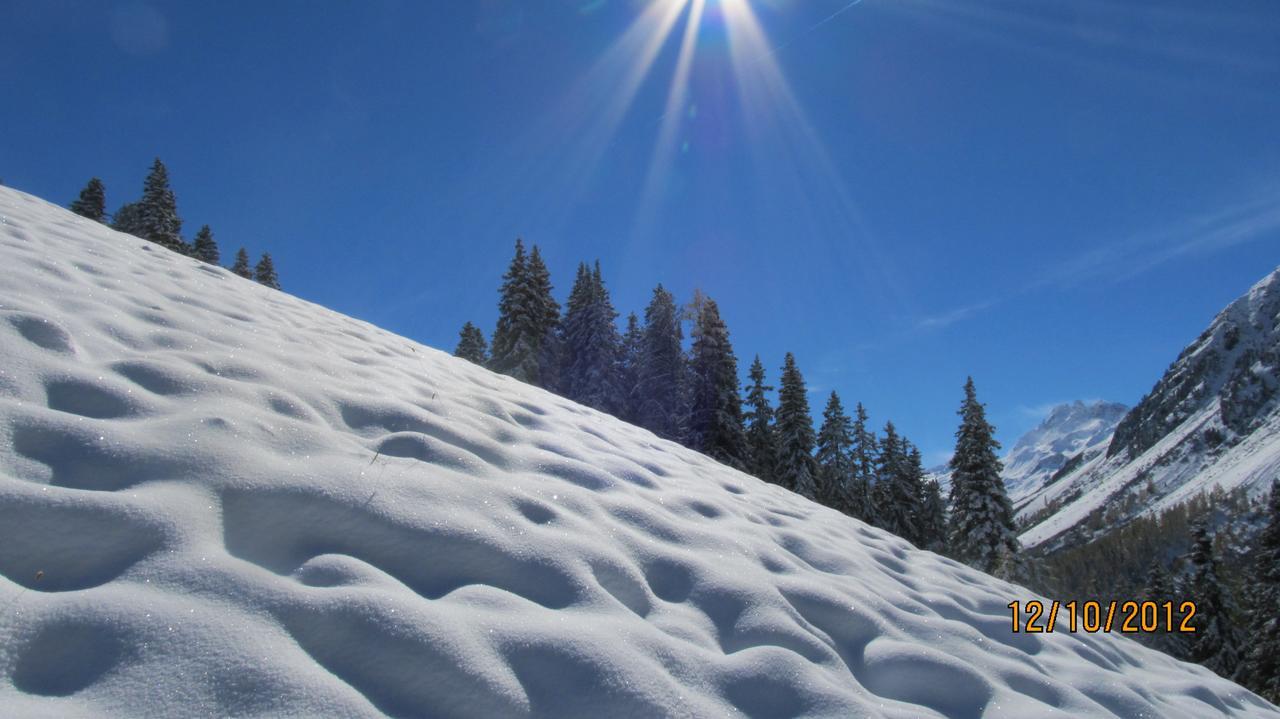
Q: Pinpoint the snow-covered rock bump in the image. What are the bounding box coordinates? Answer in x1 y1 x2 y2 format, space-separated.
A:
0 187 1274 717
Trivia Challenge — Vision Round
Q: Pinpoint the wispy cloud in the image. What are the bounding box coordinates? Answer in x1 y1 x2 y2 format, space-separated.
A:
909 188 1280 334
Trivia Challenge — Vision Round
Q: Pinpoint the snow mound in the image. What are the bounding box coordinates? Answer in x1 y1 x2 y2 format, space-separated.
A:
0 186 1274 717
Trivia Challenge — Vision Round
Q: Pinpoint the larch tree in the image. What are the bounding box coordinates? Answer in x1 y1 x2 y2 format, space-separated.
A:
775 352 817 499
947 377 1019 574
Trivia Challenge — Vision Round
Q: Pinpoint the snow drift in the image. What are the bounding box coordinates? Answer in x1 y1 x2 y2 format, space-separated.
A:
0 186 1274 717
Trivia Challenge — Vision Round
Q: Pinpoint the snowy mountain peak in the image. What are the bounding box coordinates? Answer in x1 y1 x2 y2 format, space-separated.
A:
0 187 1274 717
1019 266 1280 550
1003 400 1128 503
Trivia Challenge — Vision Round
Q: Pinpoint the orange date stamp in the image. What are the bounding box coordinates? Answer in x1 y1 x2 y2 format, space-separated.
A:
1007 600 1198 634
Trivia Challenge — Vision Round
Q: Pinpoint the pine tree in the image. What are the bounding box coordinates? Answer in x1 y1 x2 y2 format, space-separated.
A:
1187 521 1242 679
69 178 106 222
111 201 145 237
454 322 489 365
842 402 875 522
947 377 1019 574
815 391 854 510
191 225 220 264
618 312 643 423
775 352 818 499
561 262 621 413
231 247 253 278
254 253 280 289
635 285 686 441
1242 480 1280 702
686 297 747 469
138 157 184 252
743 356 779 485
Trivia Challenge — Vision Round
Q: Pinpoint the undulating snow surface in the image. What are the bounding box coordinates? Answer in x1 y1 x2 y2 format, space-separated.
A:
0 187 1274 718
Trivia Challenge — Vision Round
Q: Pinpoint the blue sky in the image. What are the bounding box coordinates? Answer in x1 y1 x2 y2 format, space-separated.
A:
4 0 1279 464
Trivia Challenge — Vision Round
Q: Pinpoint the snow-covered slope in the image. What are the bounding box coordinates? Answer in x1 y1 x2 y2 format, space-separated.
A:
925 400 1126 505
1018 267 1280 550
0 187 1273 718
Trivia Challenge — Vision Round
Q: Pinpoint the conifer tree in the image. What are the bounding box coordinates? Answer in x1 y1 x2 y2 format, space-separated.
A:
138 157 184 252
743 355 779 485
947 377 1019 574
69 178 106 222
1141 559 1189 659
191 225 220 264
635 285 686 441
489 239 560 387
231 247 253 278
775 352 818 499
526 246 562 390
111 201 145 237
815 391 854 510
686 297 747 469
619 312 643 423
454 322 489 365
561 262 621 413
254 253 280 289
1242 480 1280 702
919 478 948 553
842 402 876 522
875 424 924 544
1187 521 1242 679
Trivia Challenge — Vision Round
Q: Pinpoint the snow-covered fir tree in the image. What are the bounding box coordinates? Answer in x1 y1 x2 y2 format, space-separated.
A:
686 297 747 469
874 423 923 545
192 225 220 264
774 352 817 499
454 322 489 365
111 201 144 237
634 285 687 441
918 478 948 553
231 247 253 278
138 157 185 253
69 178 106 222
254 253 280 289
947 377 1019 574
526 246 562 392
1141 559 1189 659
815 391 854 510
1187 521 1242 679
743 355 779 485
1242 479 1280 703
560 262 622 414
842 402 875 522
488 239 560 388
618 312 643 423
